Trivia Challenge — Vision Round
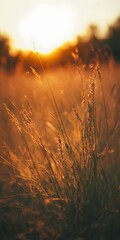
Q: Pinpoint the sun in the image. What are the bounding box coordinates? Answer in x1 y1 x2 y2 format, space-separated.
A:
18 4 76 54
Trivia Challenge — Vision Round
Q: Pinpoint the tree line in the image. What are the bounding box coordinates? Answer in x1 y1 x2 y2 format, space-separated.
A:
0 17 120 73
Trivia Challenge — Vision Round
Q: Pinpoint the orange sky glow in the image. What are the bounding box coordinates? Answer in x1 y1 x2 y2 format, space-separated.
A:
0 0 120 54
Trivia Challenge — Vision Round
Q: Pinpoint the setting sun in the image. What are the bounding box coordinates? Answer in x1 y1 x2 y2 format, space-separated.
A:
19 4 76 54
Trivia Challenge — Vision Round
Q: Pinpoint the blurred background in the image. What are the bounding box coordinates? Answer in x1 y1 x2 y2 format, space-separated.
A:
0 0 120 73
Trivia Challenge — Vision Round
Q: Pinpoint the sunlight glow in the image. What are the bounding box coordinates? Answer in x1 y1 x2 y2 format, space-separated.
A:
19 4 76 54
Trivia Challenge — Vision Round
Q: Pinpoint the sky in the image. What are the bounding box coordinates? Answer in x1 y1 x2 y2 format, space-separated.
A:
0 0 120 54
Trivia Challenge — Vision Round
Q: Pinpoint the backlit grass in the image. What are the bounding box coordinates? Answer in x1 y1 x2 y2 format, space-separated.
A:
0 59 120 240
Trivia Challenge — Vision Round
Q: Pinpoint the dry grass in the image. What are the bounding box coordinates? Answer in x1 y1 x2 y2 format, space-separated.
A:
0 59 120 240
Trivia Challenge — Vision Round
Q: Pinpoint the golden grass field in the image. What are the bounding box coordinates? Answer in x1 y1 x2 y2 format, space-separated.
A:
0 59 120 239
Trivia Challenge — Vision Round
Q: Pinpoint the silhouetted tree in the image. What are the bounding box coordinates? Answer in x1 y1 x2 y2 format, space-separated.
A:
105 17 120 60
0 35 20 73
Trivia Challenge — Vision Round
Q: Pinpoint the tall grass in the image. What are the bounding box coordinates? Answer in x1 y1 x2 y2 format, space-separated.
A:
0 59 120 240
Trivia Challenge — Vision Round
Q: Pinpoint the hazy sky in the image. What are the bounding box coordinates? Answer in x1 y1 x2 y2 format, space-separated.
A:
0 0 120 53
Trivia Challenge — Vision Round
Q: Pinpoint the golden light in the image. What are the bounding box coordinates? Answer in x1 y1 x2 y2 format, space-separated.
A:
19 4 76 54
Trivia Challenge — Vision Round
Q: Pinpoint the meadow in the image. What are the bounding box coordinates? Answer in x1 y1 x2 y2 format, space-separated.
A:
0 58 120 240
